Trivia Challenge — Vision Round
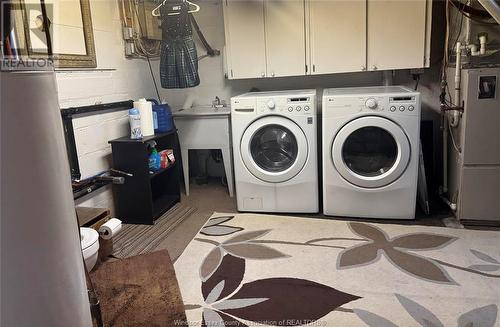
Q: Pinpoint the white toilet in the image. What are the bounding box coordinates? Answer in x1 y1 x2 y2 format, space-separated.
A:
80 227 99 271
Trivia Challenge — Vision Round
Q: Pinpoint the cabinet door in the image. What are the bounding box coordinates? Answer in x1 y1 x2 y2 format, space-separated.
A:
367 0 427 71
309 0 366 74
223 0 266 79
264 0 306 77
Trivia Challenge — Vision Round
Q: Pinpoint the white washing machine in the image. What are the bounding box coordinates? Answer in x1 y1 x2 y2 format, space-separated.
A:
231 90 318 213
322 86 420 219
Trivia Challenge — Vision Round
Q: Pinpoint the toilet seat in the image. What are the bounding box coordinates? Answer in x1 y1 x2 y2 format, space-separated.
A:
80 227 99 271
80 227 98 249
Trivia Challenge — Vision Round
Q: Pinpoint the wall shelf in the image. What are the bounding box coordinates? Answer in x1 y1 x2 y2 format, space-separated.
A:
149 162 177 179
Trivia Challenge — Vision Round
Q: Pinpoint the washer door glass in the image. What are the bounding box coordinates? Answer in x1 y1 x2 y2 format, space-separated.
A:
332 116 410 188
240 116 309 183
342 127 397 177
250 124 298 172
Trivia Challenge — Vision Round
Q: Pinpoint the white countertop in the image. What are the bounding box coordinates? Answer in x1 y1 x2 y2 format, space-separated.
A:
172 106 230 117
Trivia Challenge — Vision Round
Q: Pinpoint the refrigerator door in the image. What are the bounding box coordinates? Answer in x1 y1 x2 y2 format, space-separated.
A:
1 71 92 326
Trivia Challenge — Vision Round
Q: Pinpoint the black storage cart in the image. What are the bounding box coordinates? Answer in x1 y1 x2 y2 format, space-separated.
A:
109 131 181 225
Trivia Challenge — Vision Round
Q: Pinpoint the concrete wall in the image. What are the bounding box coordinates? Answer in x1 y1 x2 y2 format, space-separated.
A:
56 0 158 211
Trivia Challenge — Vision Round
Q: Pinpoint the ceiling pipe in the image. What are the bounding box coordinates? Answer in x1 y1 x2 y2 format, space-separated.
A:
477 0 500 24
382 70 394 86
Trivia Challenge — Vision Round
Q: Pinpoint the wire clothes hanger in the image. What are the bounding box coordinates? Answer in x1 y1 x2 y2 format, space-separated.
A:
152 0 200 17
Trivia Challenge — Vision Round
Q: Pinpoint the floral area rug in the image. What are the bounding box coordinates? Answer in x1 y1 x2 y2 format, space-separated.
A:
174 213 500 326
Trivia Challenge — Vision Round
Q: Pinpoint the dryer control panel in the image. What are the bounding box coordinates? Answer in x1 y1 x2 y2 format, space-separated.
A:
387 96 418 113
324 93 419 118
356 95 418 113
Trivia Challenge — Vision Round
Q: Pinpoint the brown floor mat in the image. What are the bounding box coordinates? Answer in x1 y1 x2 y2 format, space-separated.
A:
90 250 186 327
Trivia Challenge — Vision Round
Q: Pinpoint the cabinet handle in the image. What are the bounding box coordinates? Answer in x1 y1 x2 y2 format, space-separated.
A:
361 65 366 71
372 65 378 71
271 72 275 77
261 72 265 78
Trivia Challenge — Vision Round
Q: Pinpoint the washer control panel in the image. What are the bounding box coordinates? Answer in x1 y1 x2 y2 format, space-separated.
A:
257 96 314 115
231 90 316 116
365 98 378 109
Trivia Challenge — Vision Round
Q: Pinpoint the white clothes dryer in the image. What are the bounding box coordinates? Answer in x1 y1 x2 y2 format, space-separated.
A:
322 86 420 219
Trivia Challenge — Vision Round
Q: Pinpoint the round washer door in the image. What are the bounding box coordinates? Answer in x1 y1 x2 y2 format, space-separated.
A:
332 116 410 188
241 116 308 183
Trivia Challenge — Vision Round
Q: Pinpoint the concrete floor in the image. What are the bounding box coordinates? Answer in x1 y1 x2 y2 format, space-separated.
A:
160 179 464 261
157 180 237 261
159 175 500 262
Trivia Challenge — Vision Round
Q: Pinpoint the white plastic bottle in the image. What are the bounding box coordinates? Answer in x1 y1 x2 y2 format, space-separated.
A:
129 108 142 139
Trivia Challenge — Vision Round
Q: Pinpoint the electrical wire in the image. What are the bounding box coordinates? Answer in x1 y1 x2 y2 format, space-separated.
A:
130 0 160 57
440 0 451 99
131 1 161 100
450 0 498 25
450 0 495 18
120 0 161 58
448 119 462 153
440 0 466 118
451 0 465 48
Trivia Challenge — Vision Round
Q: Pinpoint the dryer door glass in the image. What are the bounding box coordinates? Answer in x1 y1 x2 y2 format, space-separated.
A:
332 116 411 188
250 124 298 172
342 126 397 177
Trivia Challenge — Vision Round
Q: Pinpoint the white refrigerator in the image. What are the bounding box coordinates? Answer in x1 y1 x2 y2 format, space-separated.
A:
1 69 93 326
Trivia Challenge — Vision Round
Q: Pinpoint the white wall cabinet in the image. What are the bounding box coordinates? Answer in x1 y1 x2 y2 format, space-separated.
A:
309 0 366 74
265 0 306 77
223 0 431 79
223 0 267 79
367 0 429 71
223 0 305 79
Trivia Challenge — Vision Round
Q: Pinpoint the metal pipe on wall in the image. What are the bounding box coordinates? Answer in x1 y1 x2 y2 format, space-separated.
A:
1 71 93 327
477 0 500 24
450 42 462 128
442 111 449 193
382 70 394 86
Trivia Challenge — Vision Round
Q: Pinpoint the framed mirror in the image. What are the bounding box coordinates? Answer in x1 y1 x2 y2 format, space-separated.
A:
15 0 96 68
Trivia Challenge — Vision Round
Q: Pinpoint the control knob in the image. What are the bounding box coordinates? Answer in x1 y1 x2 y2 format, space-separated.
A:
267 100 275 109
365 98 378 109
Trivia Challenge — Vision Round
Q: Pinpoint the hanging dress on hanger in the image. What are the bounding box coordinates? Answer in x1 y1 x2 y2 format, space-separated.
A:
159 1 200 89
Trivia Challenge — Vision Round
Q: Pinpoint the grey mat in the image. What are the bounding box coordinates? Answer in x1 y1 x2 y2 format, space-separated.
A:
112 203 197 258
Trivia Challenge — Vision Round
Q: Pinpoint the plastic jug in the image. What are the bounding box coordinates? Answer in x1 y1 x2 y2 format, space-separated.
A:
128 108 142 139
147 99 174 133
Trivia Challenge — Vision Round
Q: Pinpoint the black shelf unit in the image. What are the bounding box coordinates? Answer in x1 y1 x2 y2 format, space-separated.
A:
109 131 181 225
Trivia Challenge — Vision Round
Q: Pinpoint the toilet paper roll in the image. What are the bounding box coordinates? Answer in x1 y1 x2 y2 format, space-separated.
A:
133 98 154 137
98 218 122 240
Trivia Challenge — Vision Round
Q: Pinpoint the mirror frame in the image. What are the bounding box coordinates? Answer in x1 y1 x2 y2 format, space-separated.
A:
18 0 96 68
